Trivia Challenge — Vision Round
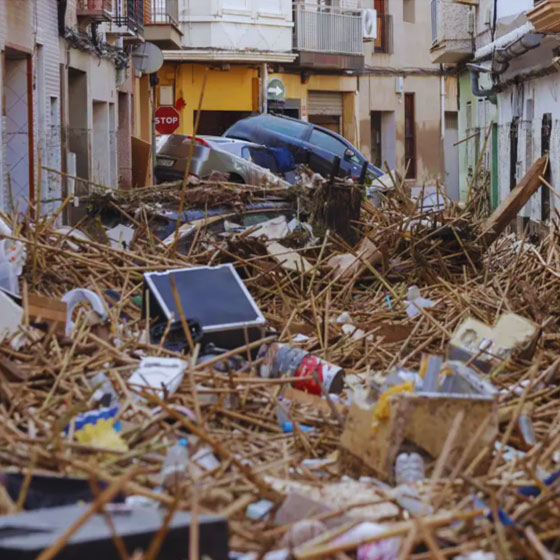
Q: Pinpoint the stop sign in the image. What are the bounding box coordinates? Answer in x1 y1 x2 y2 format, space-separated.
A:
155 106 180 134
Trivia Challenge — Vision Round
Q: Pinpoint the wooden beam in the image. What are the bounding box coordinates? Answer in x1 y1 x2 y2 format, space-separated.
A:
479 156 547 248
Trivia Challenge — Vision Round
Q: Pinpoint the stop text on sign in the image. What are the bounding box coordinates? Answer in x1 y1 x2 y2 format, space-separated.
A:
155 106 180 134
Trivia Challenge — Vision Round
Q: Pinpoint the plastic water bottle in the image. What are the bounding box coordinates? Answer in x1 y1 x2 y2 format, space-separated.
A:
90 372 119 409
160 438 189 488
395 452 425 485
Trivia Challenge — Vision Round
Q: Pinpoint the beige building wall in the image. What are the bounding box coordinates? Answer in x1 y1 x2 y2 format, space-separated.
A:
0 0 63 213
358 0 458 185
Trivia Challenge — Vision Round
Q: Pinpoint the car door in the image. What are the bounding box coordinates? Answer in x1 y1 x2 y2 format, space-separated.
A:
255 117 311 163
304 128 344 177
305 128 363 179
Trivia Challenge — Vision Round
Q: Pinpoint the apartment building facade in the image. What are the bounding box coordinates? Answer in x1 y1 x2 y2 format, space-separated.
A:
432 0 560 225
152 0 367 146
0 0 154 218
152 0 453 189
359 0 458 193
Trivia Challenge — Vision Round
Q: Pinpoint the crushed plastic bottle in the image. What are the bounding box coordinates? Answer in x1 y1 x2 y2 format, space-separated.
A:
395 452 425 485
405 285 435 318
90 372 119 409
276 396 313 434
160 438 189 489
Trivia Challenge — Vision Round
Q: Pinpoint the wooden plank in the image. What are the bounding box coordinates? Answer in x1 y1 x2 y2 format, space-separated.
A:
340 392 497 480
479 156 547 247
0 356 29 381
131 136 151 188
27 294 67 335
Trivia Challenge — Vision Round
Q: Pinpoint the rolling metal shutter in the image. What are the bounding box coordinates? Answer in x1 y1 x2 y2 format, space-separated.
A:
308 91 343 116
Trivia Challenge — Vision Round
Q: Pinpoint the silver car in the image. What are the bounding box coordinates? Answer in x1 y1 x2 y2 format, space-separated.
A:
155 135 291 187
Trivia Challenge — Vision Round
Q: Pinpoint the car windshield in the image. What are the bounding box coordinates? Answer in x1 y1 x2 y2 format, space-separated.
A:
309 129 364 165
261 116 308 138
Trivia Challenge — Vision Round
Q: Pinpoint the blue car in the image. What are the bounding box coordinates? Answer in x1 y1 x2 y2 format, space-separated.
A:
224 113 384 182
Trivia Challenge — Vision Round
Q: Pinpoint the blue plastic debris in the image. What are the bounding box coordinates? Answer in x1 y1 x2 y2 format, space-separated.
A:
519 467 560 497
280 421 314 434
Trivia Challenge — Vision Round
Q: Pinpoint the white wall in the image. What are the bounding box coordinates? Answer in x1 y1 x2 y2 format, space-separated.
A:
178 0 293 52
497 74 560 223
496 0 533 19
36 0 62 215
67 49 119 188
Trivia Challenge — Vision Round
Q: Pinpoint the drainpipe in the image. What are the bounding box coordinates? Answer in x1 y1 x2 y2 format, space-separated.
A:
469 25 543 99
440 68 445 140
468 64 496 98
474 22 537 60
261 63 268 115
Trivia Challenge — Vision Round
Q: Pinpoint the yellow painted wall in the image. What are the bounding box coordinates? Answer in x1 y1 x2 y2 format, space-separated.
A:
158 64 258 135
158 63 359 142
271 72 358 118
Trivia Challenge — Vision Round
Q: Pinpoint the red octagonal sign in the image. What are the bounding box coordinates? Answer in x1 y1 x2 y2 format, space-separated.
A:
155 106 180 135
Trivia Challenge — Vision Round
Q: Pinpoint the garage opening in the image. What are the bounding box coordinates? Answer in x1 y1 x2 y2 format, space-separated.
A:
308 91 343 134
268 98 300 119
194 110 253 136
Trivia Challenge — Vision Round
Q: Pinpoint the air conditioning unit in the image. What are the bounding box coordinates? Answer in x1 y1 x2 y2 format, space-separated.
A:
362 9 377 41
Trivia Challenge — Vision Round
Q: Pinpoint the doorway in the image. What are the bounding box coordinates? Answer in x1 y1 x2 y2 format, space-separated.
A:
118 92 132 188
4 49 33 212
370 111 395 171
444 112 459 200
92 101 110 186
194 110 252 136
404 93 416 179
68 68 89 187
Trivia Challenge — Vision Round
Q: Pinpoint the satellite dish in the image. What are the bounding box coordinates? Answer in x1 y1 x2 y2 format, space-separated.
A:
131 42 164 74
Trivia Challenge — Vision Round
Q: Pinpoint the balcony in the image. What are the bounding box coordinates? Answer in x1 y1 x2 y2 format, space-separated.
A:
293 2 364 71
144 0 183 49
106 0 144 41
528 0 560 33
430 0 474 63
76 0 112 22
173 0 294 62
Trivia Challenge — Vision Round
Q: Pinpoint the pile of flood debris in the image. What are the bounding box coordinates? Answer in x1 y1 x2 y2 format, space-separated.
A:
0 157 558 559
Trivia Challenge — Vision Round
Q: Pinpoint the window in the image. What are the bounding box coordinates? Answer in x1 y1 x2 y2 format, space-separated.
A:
309 129 348 158
374 1 393 54
466 102 473 130
403 0 415 23
265 116 309 138
159 85 174 106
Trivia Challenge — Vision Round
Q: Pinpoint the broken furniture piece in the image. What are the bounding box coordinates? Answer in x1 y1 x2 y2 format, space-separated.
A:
143 263 266 349
340 359 498 481
449 313 540 373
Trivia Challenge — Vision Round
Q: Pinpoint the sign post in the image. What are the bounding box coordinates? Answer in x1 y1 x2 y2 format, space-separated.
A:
155 106 180 135
267 78 286 101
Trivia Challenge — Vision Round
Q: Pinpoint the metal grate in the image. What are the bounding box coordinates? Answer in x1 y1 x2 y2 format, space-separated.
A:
150 0 178 26
76 0 112 19
114 0 144 31
293 2 363 56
